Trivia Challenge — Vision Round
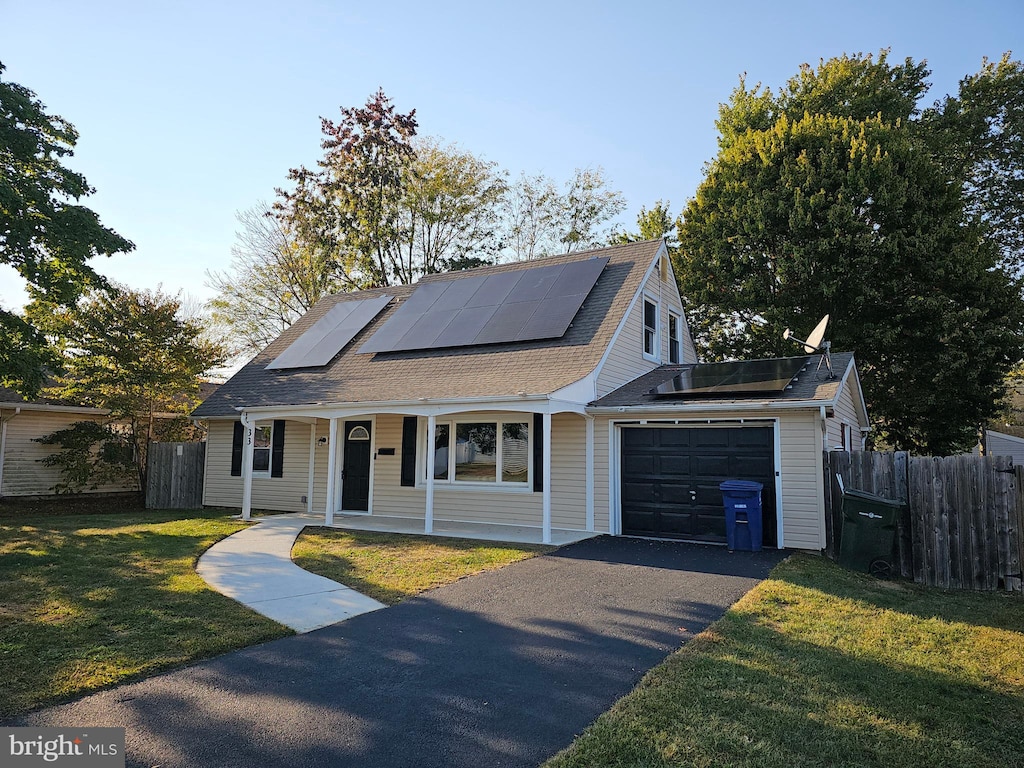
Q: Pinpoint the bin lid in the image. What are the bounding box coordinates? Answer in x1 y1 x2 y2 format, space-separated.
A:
719 480 764 492
841 488 903 507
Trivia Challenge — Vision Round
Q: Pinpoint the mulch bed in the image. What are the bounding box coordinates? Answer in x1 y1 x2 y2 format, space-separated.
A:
0 492 145 518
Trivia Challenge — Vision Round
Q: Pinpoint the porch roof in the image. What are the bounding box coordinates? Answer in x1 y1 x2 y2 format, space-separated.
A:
194 241 662 418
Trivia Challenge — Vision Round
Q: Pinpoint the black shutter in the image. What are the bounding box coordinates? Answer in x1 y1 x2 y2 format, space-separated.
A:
533 413 544 493
401 416 418 487
271 420 286 478
230 421 244 477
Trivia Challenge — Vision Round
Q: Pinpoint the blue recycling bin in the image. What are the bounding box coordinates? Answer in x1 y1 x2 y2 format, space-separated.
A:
720 480 764 551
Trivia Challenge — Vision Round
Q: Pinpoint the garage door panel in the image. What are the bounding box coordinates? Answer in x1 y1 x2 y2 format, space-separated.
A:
657 455 690 476
623 454 655 475
659 482 692 505
620 426 775 545
732 456 773 477
695 455 730 476
694 430 730 449
622 429 652 448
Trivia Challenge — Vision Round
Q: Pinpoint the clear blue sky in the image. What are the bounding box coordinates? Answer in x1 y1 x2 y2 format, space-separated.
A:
1 0 1020 311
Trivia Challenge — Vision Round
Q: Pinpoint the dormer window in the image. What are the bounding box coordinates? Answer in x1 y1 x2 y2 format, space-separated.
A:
643 298 659 360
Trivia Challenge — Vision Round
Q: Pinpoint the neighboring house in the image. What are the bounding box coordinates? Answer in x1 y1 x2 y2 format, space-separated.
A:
982 430 1024 465
0 382 220 498
193 240 869 550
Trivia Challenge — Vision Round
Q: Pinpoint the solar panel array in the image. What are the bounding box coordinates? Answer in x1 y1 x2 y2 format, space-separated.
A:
358 257 609 354
265 294 392 370
651 357 809 397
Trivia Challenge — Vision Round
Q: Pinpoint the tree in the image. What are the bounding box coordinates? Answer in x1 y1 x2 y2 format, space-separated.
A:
277 88 418 288
612 200 679 247
922 53 1024 274
207 203 344 358
398 138 507 278
500 168 626 260
678 51 1024 454
32 286 226 495
0 62 133 397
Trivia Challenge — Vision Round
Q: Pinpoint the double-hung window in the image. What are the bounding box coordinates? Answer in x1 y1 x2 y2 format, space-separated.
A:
643 298 659 360
252 425 273 476
668 313 681 364
426 419 530 485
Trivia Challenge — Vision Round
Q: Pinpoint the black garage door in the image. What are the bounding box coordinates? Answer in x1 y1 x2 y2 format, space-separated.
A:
620 426 776 544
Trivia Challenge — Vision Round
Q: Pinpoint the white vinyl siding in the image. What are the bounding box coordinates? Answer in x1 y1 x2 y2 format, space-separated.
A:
0 409 138 497
984 431 1024 465
827 382 863 451
596 261 693 398
203 419 311 512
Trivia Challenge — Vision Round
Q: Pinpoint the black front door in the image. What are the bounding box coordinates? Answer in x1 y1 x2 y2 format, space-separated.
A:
341 421 372 511
620 426 776 544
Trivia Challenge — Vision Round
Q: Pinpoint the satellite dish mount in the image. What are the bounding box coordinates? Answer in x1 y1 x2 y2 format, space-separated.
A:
783 314 834 379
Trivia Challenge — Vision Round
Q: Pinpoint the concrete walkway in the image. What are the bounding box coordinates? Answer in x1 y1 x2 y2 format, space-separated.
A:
196 513 385 633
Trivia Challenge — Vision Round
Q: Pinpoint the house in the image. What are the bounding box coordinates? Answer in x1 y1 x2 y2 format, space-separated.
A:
0 382 220 498
0 386 137 497
982 430 1024 465
192 240 869 550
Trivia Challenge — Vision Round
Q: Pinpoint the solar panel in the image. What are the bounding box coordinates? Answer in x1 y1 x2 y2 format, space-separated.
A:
651 357 809 397
358 256 609 354
266 294 392 370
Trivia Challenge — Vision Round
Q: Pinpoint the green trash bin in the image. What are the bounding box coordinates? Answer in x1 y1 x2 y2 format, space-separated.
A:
838 489 903 579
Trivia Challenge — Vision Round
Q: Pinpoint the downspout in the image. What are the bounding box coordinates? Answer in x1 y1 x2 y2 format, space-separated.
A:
0 407 22 497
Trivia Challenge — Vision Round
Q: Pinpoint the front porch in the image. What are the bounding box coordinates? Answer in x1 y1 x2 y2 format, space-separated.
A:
328 513 597 546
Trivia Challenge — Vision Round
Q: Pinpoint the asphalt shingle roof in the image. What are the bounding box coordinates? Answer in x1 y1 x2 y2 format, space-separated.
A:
590 352 854 409
194 241 663 417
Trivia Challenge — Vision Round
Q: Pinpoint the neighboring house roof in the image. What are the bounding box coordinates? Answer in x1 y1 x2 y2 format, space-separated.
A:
590 352 856 410
0 381 222 415
194 240 665 417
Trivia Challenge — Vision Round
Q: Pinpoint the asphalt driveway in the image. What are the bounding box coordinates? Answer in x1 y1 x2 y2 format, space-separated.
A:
14 536 785 767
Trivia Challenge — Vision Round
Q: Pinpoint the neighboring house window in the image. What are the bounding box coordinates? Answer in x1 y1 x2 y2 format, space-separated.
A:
643 298 659 359
424 419 530 485
252 425 272 475
668 313 681 364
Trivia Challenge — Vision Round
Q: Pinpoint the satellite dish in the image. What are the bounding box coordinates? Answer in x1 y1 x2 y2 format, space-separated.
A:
783 314 834 378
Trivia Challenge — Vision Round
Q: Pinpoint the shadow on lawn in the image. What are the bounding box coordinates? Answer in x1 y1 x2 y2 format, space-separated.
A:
0 512 286 718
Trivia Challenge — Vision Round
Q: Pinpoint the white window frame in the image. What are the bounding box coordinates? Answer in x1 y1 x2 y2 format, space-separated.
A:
420 418 532 488
668 312 681 364
642 295 660 362
251 423 273 478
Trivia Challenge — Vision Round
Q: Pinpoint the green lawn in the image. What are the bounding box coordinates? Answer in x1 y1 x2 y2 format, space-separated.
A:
0 509 290 718
545 554 1024 768
0 509 552 719
292 528 553 605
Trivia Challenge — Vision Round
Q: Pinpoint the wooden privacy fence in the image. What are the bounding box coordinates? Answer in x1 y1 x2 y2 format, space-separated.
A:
824 451 1023 592
146 442 205 509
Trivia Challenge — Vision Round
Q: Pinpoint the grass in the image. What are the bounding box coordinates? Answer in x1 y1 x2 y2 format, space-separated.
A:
545 554 1024 768
292 528 553 605
0 508 290 718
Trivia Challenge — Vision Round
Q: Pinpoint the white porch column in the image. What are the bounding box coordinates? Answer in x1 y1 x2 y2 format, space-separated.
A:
325 417 338 526
240 414 255 521
585 415 595 532
425 414 435 534
307 422 316 515
542 411 552 544
0 407 21 496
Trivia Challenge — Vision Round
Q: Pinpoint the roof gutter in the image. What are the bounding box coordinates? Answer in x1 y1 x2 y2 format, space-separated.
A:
225 392 575 419
0 402 108 415
586 398 839 415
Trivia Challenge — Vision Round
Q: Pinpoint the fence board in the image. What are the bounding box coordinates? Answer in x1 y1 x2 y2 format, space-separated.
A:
826 450 1022 592
146 442 205 509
